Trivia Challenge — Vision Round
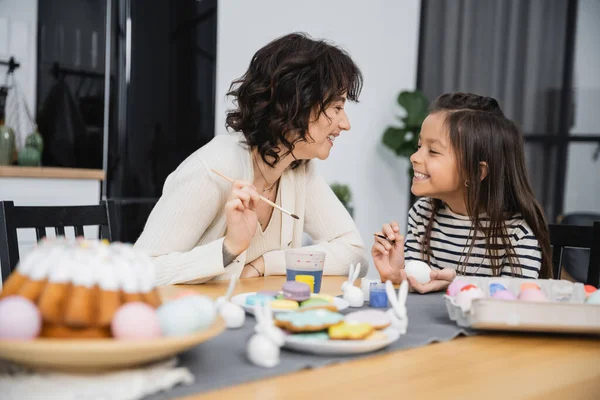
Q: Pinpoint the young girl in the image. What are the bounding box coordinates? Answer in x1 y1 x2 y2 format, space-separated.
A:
373 92 552 293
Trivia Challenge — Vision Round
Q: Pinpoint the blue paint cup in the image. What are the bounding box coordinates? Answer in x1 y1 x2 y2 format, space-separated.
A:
369 282 388 308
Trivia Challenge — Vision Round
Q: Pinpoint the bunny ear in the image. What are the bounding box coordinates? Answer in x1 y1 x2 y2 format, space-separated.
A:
352 263 361 282
263 302 273 325
398 280 409 306
385 280 399 308
348 263 354 281
253 304 263 324
224 276 237 300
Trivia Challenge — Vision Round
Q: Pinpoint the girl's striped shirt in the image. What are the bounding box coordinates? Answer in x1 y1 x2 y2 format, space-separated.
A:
404 198 542 278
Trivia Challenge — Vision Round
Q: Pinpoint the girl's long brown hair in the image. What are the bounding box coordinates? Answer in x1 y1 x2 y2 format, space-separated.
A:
421 93 552 278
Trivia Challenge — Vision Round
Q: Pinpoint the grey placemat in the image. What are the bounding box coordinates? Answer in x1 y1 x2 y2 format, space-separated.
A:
146 292 474 399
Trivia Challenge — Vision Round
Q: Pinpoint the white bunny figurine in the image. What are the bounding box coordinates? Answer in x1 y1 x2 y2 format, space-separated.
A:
247 303 285 368
215 277 245 329
385 280 409 334
342 263 364 307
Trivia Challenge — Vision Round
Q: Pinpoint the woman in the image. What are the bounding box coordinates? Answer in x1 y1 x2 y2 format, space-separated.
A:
135 33 369 285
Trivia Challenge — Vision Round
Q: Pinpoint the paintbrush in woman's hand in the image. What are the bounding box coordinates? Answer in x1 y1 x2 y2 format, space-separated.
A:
211 169 299 220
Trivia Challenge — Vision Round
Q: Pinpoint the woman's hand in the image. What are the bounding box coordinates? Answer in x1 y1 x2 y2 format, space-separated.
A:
407 268 456 294
372 221 406 284
240 256 265 278
223 180 260 256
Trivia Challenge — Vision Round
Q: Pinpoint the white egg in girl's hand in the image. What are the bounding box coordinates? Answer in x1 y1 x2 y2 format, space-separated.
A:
157 296 216 337
405 260 432 284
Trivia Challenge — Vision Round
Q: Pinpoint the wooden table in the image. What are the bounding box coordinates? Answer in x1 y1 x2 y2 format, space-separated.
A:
161 277 600 400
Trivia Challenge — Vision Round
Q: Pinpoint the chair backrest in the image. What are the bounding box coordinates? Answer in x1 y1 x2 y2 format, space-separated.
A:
0 200 117 283
548 220 600 286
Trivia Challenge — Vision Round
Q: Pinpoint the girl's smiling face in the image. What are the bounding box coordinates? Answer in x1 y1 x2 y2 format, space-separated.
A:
410 112 464 206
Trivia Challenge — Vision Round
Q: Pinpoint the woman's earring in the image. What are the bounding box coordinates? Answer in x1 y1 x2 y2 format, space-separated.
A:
464 180 470 187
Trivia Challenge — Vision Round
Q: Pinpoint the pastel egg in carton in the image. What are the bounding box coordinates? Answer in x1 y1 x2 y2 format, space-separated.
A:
444 277 600 334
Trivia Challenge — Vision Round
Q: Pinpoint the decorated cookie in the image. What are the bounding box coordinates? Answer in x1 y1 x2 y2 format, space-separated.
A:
270 299 299 310
290 331 330 341
275 309 344 332
365 330 388 341
282 281 311 301
245 294 274 306
311 294 335 303
344 309 391 330
299 298 337 311
328 321 374 340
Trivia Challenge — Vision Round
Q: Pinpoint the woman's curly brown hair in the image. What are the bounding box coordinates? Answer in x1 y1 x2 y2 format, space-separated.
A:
225 32 363 168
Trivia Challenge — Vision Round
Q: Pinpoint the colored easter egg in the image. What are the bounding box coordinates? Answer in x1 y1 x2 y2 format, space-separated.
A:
584 285 597 298
519 288 548 302
175 295 217 328
111 302 161 340
587 290 600 305
489 283 508 296
460 284 479 292
455 286 485 312
491 290 517 300
0 296 41 340
157 296 216 336
405 260 432 284
446 278 468 296
520 282 541 292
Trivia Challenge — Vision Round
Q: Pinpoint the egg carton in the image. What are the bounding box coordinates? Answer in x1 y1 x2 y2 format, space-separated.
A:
444 277 600 334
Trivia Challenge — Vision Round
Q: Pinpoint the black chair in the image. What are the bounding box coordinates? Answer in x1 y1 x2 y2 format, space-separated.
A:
0 200 118 284
549 220 600 286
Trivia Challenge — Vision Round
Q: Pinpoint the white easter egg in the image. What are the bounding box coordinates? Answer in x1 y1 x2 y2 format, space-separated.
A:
455 287 486 312
405 260 432 284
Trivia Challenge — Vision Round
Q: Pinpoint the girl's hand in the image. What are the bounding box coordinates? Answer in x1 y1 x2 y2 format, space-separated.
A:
240 256 265 278
223 180 260 256
408 268 457 294
371 221 406 284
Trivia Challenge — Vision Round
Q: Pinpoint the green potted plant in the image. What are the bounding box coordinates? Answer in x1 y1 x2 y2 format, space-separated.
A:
381 89 429 205
330 182 354 218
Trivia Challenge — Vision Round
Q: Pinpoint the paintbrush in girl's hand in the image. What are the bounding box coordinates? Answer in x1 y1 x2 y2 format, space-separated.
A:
374 233 396 245
211 169 299 220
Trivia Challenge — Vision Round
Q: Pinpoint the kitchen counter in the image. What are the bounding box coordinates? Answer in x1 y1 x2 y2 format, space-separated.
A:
0 166 105 180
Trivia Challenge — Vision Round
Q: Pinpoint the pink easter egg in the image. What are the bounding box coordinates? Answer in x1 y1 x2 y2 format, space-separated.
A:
0 296 42 340
519 288 549 302
491 290 517 300
446 279 468 297
111 302 162 340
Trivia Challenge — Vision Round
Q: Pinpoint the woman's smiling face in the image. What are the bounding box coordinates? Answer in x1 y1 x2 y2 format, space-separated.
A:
292 94 351 161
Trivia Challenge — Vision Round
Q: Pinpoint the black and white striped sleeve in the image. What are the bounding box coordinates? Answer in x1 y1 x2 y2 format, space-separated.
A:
404 199 426 263
500 224 542 279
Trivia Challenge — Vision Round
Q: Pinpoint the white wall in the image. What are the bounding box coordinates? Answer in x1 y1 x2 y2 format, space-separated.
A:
215 0 422 278
0 0 37 142
564 0 600 214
